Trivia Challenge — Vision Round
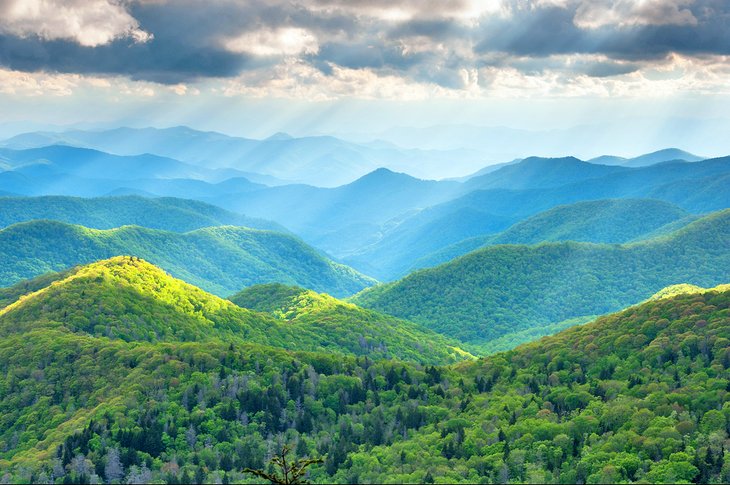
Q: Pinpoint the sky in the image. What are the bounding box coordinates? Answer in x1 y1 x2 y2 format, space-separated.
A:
1 0 730 160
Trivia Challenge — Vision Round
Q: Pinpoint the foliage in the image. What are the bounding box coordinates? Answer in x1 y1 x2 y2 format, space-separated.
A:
0 257 465 365
230 283 473 363
0 195 283 233
473 315 596 356
0 219 374 298
0 277 727 483
359 198 690 281
353 209 730 344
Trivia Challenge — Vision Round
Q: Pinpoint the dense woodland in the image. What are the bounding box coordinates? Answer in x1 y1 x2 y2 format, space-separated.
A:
0 265 728 483
0 196 283 233
0 220 373 298
353 209 730 350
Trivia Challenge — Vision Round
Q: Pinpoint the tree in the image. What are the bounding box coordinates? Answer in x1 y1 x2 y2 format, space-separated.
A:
104 448 124 483
243 445 323 485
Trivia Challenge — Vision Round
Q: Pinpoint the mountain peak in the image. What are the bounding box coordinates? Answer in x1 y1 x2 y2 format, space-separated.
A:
357 167 409 181
520 155 583 164
0 255 243 342
266 132 294 141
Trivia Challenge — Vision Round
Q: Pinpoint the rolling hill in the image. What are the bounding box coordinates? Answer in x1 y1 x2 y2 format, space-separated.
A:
486 199 690 245
0 257 464 365
588 148 704 167
347 198 691 280
0 145 238 182
229 283 472 362
463 156 629 191
214 168 462 257
0 220 374 297
344 156 730 277
1 265 726 483
0 195 284 232
352 209 730 346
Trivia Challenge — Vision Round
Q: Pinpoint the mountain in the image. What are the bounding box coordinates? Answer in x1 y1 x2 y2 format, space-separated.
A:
352 209 730 347
229 283 472 362
215 168 462 256
1 265 727 482
463 156 629 191
413 199 694 273
345 198 692 280
0 148 268 199
1 126 487 186
338 156 730 279
587 154 626 165
484 199 690 246
0 257 463 364
342 208 515 280
443 156 730 221
0 145 234 182
621 148 704 167
372 156 730 273
0 220 374 297
0 195 284 232
588 148 704 167
445 158 523 182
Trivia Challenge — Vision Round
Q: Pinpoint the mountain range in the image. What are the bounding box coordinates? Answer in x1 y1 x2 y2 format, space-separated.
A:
352 208 730 349
1 122 729 484
2 127 723 280
0 126 486 186
0 220 372 297
1 256 726 483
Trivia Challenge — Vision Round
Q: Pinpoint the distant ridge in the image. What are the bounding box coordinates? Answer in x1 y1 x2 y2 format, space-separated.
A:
0 220 374 297
353 208 730 347
589 148 704 167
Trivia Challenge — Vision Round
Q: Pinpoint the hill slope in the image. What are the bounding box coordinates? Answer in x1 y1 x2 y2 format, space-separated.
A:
353 209 730 345
230 283 472 362
464 156 629 191
0 220 373 297
0 257 464 365
1 275 727 483
0 195 283 232
351 198 690 280
487 199 689 245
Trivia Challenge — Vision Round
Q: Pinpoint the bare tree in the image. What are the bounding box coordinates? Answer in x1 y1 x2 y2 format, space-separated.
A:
243 445 323 485
104 448 124 483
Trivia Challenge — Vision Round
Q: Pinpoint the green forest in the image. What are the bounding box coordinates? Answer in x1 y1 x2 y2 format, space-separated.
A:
0 220 373 297
0 264 728 483
353 209 730 348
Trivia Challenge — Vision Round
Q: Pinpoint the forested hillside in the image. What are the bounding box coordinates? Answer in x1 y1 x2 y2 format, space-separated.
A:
0 195 283 232
0 257 466 365
353 209 730 346
0 220 373 297
1 272 727 483
349 198 691 280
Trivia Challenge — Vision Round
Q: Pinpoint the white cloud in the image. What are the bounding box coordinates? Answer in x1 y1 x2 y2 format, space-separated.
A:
574 0 698 29
0 0 152 47
224 27 319 57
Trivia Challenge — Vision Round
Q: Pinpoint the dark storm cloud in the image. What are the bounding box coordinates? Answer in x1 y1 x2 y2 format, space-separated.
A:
0 33 253 84
474 1 730 61
0 0 728 85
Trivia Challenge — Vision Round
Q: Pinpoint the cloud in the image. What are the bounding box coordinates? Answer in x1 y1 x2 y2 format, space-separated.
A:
224 27 319 57
0 0 728 97
574 0 697 29
0 0 152 47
